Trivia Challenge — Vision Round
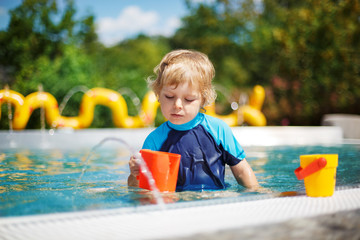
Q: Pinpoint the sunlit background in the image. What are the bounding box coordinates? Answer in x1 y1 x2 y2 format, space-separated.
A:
1 0 359 129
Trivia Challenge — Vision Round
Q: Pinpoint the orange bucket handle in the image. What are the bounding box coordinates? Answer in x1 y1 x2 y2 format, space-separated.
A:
294 157 327 180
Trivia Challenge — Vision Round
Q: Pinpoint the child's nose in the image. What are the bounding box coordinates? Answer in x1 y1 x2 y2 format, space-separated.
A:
174 98 183 109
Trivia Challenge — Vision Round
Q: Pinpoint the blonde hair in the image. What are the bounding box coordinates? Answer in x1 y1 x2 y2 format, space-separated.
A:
147 49 216 107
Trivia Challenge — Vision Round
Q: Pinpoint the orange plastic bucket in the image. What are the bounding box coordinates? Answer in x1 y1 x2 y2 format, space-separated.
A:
294 154 338 197
138 149 181 192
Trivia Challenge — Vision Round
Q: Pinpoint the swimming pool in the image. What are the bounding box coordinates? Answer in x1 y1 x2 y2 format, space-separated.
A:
1 127 360 239
2 142 359 217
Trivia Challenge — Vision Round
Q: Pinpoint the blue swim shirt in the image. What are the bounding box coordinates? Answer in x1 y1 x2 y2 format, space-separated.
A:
142 112 246 191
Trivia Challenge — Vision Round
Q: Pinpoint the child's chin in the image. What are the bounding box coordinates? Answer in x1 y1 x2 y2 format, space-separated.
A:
169 118 186 125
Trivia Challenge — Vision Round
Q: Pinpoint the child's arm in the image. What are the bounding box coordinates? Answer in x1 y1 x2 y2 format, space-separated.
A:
127 156 140 187
230 159 259 190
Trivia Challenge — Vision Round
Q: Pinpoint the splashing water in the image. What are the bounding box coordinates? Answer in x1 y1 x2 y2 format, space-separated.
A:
118 87 141 114
4 85 13 132
237 92 249 126
48 85 90 134
38 84 46 132
75 137 166 208
59 85 89 115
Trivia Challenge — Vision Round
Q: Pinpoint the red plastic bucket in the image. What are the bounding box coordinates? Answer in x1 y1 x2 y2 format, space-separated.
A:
138 149 181 192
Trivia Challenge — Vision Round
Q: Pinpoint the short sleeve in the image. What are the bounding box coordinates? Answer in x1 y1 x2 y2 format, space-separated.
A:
142 122 171 151
202 114 246 162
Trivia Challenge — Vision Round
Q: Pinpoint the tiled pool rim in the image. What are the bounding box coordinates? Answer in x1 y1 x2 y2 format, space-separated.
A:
1 187 359 240
0 126 353 150
1 126 359 240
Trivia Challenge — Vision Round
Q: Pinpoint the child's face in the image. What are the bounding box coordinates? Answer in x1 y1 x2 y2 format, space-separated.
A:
159 82 202 125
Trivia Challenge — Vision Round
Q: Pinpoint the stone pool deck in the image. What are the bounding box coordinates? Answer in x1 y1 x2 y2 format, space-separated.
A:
175 209 360 240
1 187 359 240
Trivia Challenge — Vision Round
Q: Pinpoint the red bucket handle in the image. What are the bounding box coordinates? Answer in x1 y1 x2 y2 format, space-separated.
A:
294 157 327 180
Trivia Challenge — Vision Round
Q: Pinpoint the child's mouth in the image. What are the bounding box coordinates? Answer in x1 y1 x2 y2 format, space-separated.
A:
171 114 183 118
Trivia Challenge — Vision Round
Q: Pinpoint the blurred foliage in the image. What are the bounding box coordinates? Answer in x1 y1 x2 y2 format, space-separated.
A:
172 0 360 125
1 0 359 129
0 0 170 129
257 0 360 125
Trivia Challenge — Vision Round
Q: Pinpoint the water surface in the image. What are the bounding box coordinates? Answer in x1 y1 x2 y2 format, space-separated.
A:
1 144 359 217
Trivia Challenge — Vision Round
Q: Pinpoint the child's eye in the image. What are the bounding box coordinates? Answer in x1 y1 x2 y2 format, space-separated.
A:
185 98 195 102
165 95 174 99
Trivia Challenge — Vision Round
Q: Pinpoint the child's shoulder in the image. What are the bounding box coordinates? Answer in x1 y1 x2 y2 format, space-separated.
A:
202 113 231 129
143 122 171 150
147 121 171 138
201 113 238 147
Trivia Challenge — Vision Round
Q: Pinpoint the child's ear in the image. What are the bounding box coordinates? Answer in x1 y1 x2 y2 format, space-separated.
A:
201 98 206 108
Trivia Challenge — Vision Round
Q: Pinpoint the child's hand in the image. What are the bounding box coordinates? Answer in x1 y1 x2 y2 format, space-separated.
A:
129 155 140 178
128 155 141 187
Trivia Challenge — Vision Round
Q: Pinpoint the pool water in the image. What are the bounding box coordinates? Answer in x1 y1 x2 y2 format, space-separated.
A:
1 144 359 217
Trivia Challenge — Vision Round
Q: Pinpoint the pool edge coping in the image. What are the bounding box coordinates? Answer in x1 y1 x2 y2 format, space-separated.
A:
1 187 360 240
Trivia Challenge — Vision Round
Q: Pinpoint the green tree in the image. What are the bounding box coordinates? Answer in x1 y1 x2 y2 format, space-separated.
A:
256 0 360 125
0 0 100 129
171 0 360 125
171 0 256 89
92 35 171 121
0 0 97 84
93 35 169 96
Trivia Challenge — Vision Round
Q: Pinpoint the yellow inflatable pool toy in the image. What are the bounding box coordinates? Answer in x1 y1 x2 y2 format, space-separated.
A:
0 88 159 129
0 85 266 129
205 85 266 126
